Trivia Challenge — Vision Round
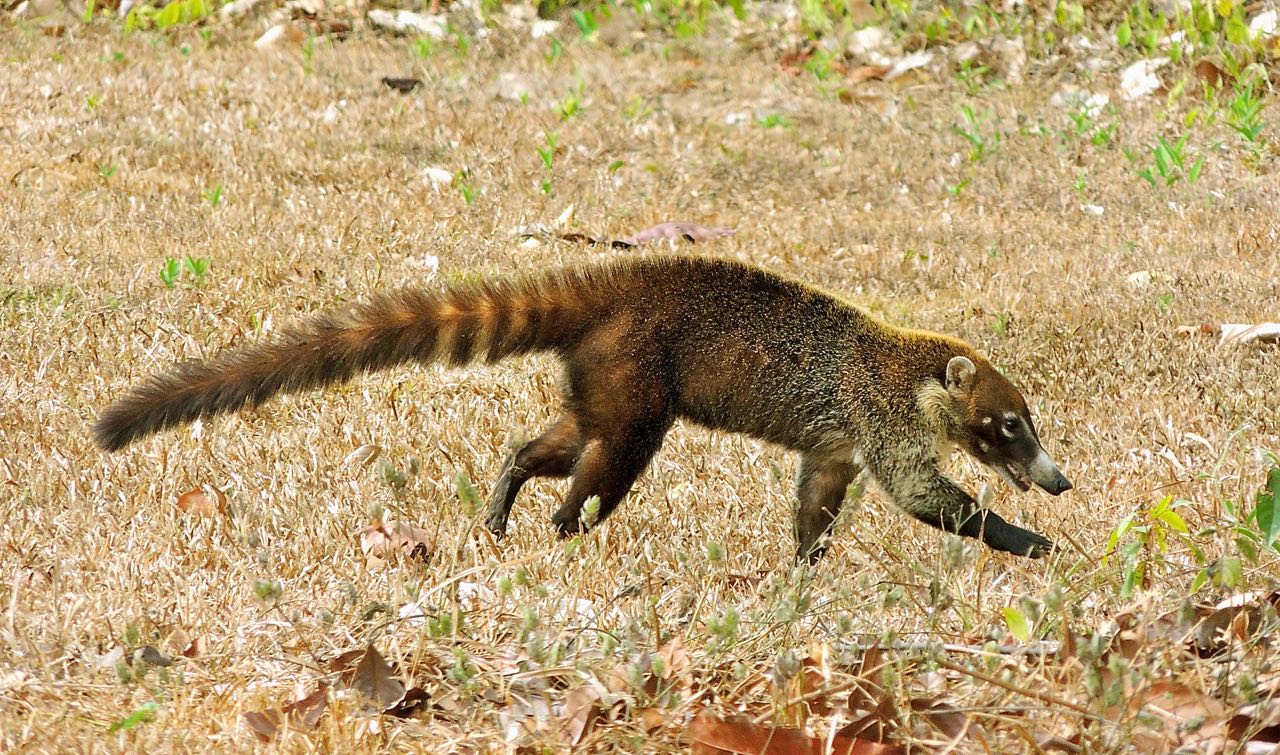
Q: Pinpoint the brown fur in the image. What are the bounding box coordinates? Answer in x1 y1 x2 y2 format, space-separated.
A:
94 256 1068 560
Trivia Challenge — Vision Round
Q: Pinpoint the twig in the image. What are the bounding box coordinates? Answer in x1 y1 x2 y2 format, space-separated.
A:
934 657 1095 719
840 641 1061 657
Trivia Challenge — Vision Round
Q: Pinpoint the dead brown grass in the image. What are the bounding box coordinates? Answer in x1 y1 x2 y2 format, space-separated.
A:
2 10 1279 753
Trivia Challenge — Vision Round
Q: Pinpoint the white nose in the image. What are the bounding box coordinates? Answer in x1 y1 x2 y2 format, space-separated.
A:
1029 450 1072 495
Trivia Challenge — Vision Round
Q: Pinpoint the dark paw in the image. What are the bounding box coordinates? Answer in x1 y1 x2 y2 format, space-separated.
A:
552 513 585 539
991 525 1054 558
484 511 508 538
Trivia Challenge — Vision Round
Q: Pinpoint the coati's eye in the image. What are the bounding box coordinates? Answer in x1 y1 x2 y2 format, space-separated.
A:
1003 416 1019 433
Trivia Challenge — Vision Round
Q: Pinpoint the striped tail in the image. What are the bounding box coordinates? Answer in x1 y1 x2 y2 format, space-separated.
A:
92 274 600 451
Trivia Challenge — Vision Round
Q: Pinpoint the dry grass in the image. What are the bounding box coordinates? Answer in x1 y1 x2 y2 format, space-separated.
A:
2 11 1279 753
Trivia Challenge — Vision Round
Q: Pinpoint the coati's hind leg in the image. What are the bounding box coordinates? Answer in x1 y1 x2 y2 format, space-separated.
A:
485 417 582 537
549 419 670 538
795 454 862 563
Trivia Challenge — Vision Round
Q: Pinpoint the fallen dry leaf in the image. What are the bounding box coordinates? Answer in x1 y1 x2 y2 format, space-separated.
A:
908 697 969 740
639 706 667 732
243 683 329 741
560 684 603 746
1227 697 1280 744
689 710 905 755
386 686 431 719
359 521 434 565
1186 591 1280 656
176 485 226 517
381 76 422 94
351 645 406 711
165 628 198 658
1118 679 1228 751
1194 60 1233 90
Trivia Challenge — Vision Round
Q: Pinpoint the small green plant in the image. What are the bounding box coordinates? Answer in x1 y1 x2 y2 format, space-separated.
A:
454 170 476 205
545 37 564 64
1226 81 1266 161
97 162 117 182
757 112 791 129
1134 133 1204 187
85 93 101 112
160 256 210 288
570 7 598 38
301 35 315 76
558 87 582 120
623 95 652 122
413 36 437 58
183 256 209 286
945 178 971 198
456 470 482 514
159 257 182 289
956 58 990 95
253 578 283 603
954 104 997 161
124 0 217 31
1103 495 1203 598
536 131 557 194
109 702 158 733
1195 454 1280 591
990 311 1009 336
802 48 837 82
201 184 222 209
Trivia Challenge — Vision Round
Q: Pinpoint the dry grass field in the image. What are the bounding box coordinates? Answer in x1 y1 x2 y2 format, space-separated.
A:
2 6 1280 752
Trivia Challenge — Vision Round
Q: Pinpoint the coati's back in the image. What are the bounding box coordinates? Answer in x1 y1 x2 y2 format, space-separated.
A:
566 257 925 450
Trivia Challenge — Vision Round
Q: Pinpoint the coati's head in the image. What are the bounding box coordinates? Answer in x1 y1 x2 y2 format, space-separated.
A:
944 355 1073 496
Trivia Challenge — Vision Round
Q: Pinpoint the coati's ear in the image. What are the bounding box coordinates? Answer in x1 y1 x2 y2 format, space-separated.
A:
945 356 977 397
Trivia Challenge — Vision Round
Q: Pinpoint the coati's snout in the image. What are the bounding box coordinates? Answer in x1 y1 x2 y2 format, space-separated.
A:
945 356 1072 496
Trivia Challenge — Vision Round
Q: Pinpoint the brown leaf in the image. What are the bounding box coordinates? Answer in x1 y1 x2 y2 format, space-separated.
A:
242 684 329 741
560 684 603 746
176 485 226 517
133 645 172 667
351 645 407 711
1226 698 1280 743
283 684 329 730
359 521 434 565
329 648 367 685
243 710 282 742
659 634 692 681
381 77 422 94
166 628 201 658
1194 60 1233 89
689 710 905 755
618 221 736 246
908 697 968 740
385 686 430 718
1186 591 1280 656
639 706 667 732
1120 680 1227 751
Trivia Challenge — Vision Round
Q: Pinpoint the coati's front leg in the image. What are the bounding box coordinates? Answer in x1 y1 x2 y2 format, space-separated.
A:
794 454 862 563
869 455 1054 558
485 417 582 536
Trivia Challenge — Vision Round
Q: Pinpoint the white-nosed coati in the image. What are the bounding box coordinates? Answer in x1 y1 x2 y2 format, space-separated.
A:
94 256 1072 561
